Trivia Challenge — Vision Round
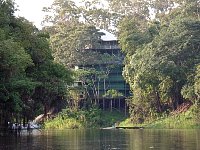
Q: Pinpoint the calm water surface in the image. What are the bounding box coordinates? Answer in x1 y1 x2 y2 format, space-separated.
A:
0 129 200 150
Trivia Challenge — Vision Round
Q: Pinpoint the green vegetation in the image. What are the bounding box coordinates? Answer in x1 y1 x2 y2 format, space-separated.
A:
1 0 200 130
147 106 200 129
117 0 200 123
44 107 126 129
44 118 83 129
0 0 73 127
119 105 200 129
44 104 200 129
43 0 200 128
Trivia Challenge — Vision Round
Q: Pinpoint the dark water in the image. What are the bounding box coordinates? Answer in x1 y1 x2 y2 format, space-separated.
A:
0 129 200 150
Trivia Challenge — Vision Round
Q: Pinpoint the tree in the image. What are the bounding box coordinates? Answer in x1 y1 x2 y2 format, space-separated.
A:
43 0 109 67
0 0 36 125
103 89 123 111
117 0 200 122
0 0 73 127
32 62 73 117
48 24 105 67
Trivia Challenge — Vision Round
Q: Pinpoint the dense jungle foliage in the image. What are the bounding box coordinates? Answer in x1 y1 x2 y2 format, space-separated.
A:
117 0 200 123
0 0 73 127
43 0 200 127
1 0 200 129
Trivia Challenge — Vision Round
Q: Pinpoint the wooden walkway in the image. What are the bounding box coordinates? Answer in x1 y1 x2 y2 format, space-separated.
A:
116 126 144 129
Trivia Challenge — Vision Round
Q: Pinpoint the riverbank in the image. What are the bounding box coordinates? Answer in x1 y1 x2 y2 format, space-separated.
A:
44 108 126 129
43 104 200 129
119 105 200 129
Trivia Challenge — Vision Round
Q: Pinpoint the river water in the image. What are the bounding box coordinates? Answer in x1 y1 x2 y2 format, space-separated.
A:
0 129 199 150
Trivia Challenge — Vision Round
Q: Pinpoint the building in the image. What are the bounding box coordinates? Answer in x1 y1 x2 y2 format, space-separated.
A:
73 30 130 110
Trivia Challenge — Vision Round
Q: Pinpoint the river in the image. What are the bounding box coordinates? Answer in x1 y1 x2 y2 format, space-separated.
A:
0 129 199 150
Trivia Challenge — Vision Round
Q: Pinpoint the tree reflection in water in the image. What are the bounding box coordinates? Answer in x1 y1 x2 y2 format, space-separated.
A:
0 129 200 150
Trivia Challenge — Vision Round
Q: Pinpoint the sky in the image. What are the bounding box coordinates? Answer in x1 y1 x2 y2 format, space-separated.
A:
13 0 116 40
14 0 54 29
14 0 107 29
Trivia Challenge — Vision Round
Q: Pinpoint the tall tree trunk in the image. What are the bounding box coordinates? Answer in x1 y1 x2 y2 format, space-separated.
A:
119 98 121 111
23 115 26 127
44 104 48 119
103 98 105 110
155 91 162 112
111 99 112 112
125 101 127 116
171 96 177 111
97 78 100 104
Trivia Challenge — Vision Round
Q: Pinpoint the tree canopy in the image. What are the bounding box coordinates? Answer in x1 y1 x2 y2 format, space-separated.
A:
117 0 200 122
42 0 200 123
0 0 73 126
2 0 199 126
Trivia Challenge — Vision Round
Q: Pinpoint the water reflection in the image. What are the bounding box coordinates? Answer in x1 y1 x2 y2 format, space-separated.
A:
126 129 200 150
0 129 200 150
